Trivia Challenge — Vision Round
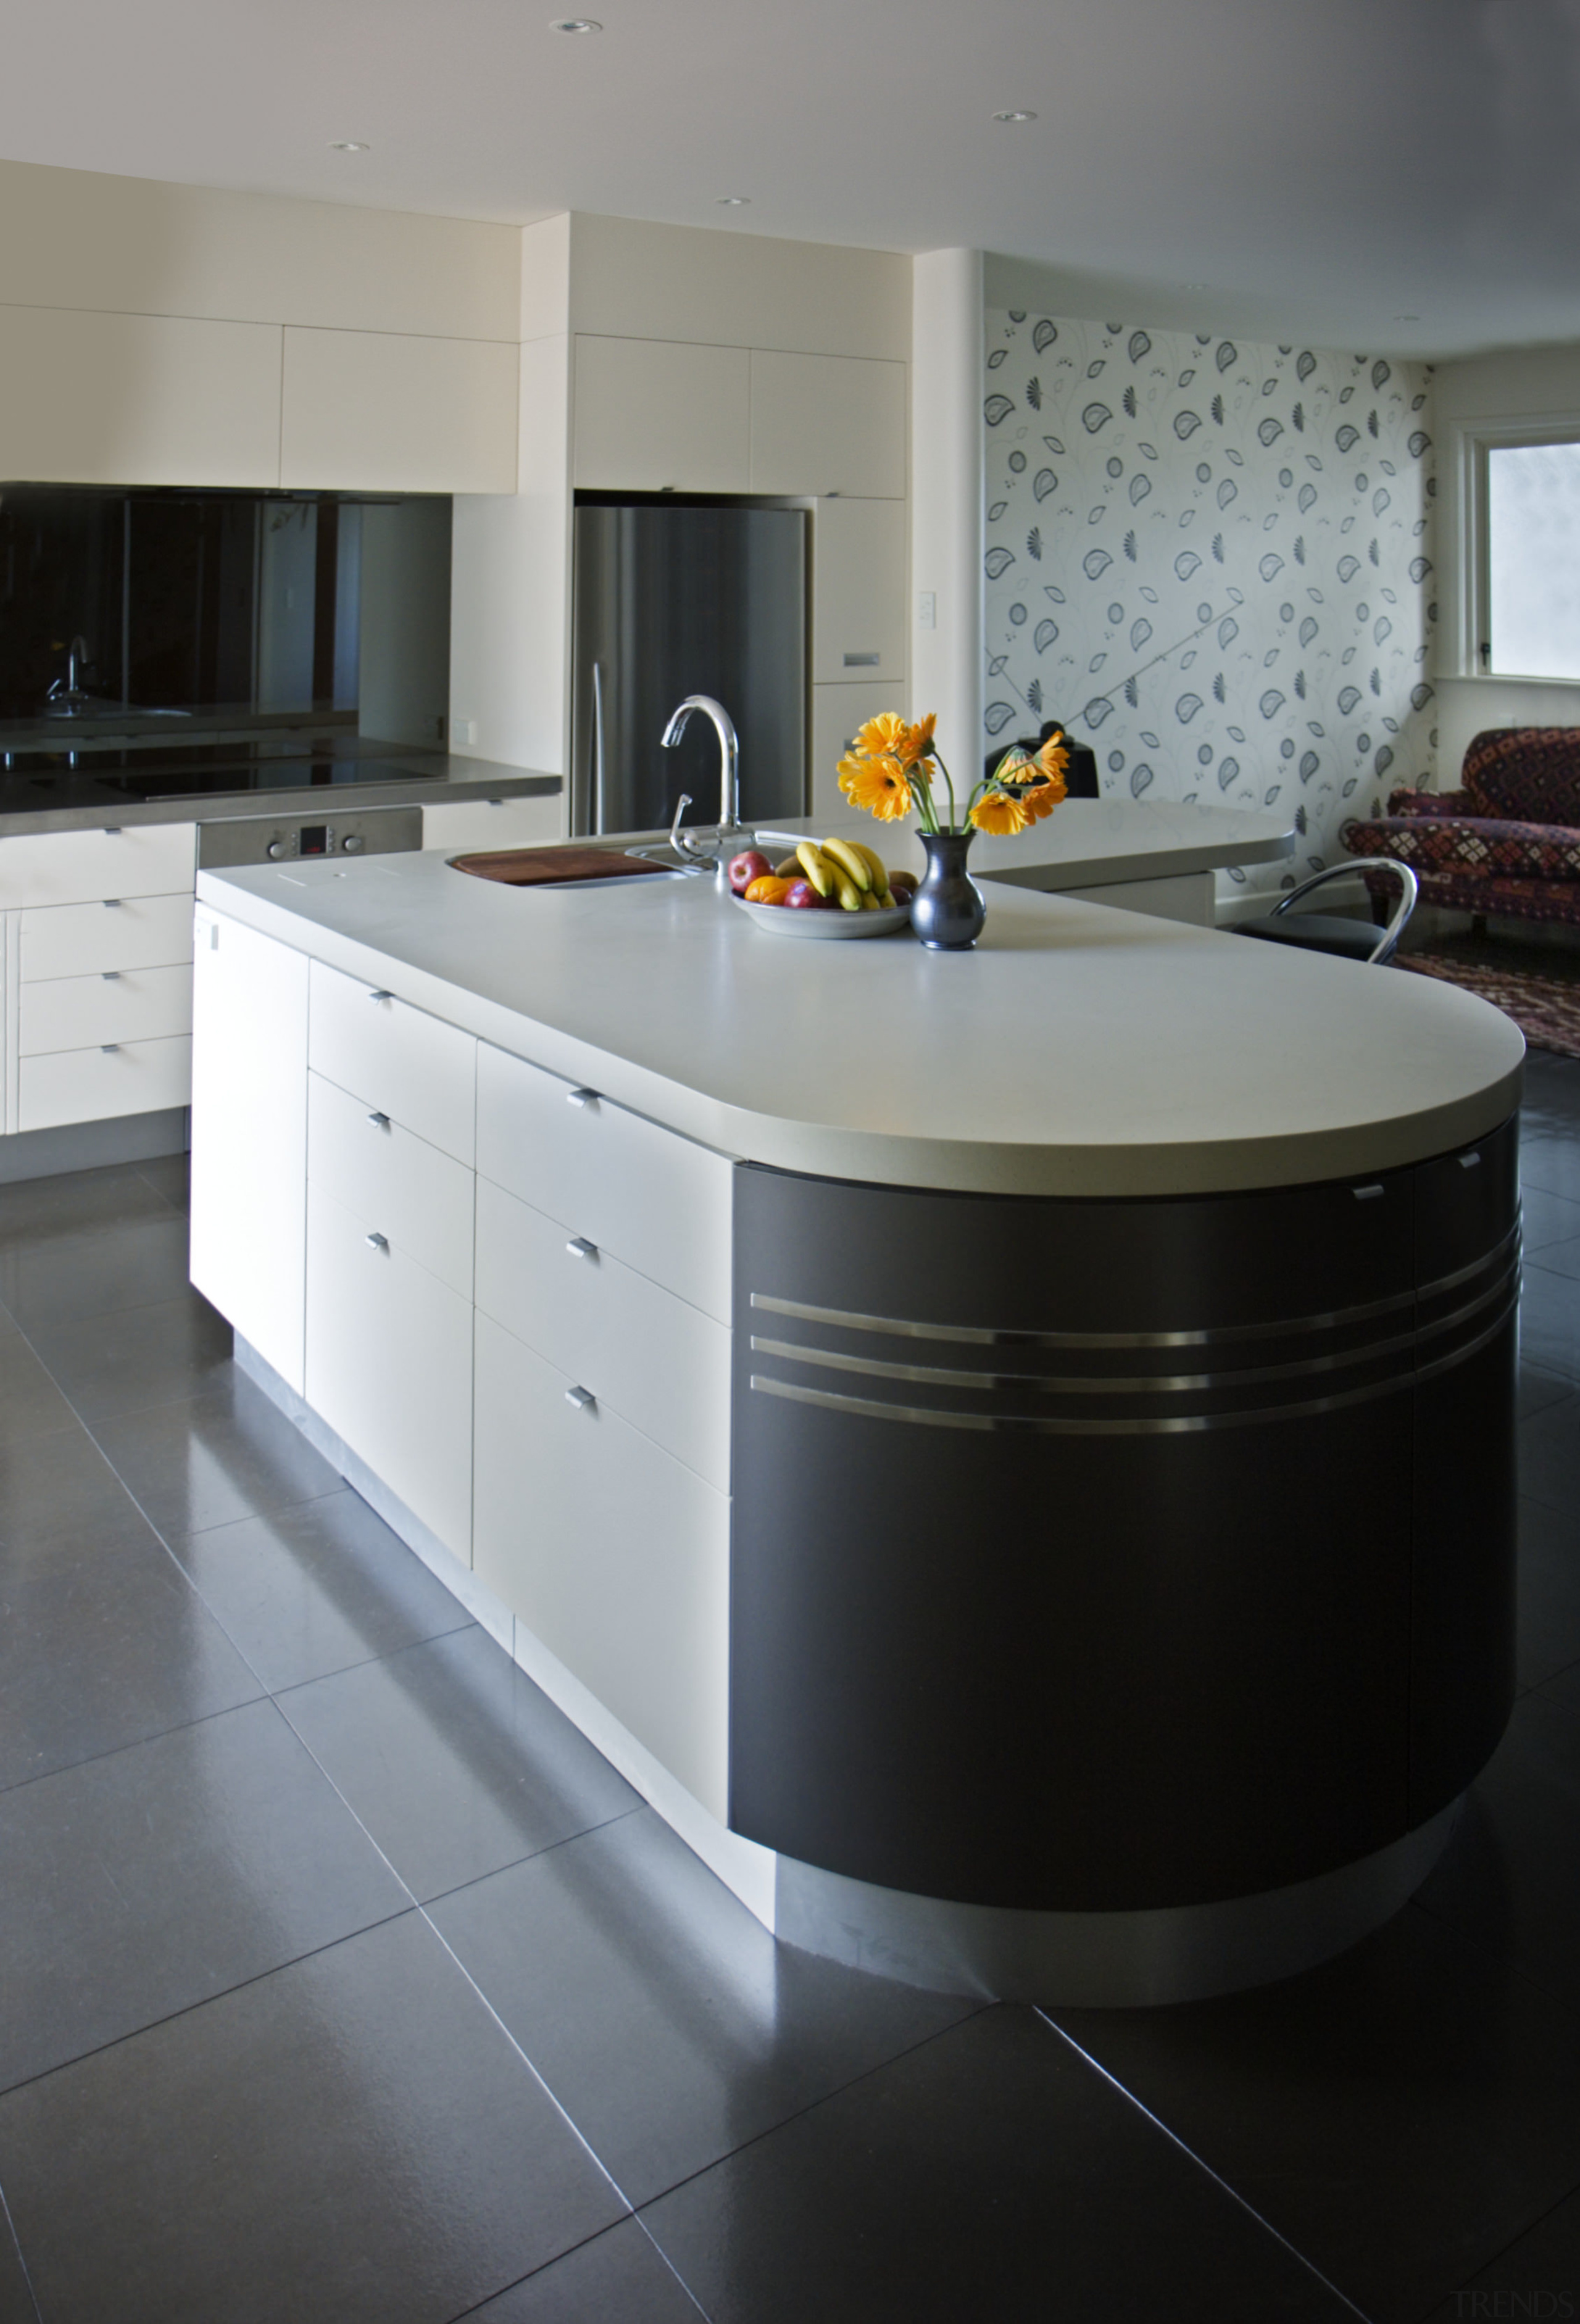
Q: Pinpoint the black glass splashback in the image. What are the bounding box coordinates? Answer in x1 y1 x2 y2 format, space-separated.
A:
0 484 450 736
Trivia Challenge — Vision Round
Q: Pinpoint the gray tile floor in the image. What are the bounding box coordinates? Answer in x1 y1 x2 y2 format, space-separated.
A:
0 1084 1578 2320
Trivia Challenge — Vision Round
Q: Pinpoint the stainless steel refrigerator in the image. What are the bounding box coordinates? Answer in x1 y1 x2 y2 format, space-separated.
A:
570 497 808 836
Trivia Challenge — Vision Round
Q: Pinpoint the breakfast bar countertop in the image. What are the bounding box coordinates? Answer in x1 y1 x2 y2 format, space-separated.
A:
197 839 1523 1201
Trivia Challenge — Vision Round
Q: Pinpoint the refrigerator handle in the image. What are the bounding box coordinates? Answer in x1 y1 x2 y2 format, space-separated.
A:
591 660 606 836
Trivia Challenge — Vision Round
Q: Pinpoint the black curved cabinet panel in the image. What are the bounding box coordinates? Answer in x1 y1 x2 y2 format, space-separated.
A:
728 1123 1518 1915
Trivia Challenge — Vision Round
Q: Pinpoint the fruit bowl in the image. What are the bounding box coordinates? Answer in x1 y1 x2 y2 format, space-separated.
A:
731 894 913 940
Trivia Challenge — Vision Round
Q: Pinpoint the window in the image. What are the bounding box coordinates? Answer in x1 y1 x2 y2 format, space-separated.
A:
1480 436 1580 679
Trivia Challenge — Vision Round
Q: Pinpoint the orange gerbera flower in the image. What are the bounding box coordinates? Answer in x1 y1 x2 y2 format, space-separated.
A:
896 712 937 768
839 753 913 821
852 712 908 760
969 787 1030 836
1018 773 1063 823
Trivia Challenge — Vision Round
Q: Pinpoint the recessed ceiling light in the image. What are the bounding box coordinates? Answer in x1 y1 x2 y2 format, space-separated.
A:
328 140 370 152
992 110 1037 123
717 195 750 206
549 15 601 29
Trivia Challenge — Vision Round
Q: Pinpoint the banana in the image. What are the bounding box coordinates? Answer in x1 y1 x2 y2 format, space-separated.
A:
860 887 883 910
821 835 872 892
830 865 865 911
850 839 896 907
796 841 836 897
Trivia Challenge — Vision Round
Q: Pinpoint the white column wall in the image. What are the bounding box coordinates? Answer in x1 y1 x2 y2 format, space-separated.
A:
911 249 984 791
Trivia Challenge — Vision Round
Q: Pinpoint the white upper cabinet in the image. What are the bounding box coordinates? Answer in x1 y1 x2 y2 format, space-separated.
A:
812 499 908 686
280 327 518 494
749 352 906 499
0 309 281 489
573 336 749 492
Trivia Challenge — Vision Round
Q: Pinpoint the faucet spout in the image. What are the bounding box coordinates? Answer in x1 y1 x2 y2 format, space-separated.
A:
660 694 742 839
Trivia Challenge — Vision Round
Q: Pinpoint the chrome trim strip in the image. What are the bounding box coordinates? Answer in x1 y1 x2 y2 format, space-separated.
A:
748 1293 1518 1437
749 1218 1518 1354
749 1261 1518 1400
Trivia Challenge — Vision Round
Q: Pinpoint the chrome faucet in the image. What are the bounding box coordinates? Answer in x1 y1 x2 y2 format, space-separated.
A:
660 695 746 873
46 636 93 716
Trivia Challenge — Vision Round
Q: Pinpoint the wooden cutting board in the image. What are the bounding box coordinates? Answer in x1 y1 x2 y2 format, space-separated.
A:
449 847 672 887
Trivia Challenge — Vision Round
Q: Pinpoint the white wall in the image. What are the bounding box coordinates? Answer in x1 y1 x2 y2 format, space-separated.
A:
1434 342 1580 779
911 251 983 795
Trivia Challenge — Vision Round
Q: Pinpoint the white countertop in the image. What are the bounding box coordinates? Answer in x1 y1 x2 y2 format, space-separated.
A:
198 841 1523 1200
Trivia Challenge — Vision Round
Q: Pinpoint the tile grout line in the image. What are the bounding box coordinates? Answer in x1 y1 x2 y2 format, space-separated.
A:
0 1904 422 2109
0 2177 43 2323
1033 2009 1376 2323
440 2215 714 2324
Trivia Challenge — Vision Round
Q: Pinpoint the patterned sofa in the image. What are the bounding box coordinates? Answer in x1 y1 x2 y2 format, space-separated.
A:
1344 728 1580 930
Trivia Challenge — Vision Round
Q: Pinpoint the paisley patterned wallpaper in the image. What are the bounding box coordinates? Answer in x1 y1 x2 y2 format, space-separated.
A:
982 313 1437 896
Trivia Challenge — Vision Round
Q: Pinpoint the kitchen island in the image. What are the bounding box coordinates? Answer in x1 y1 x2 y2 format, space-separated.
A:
189 849 1524 2004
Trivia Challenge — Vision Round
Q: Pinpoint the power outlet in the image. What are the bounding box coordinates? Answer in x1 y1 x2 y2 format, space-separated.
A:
918 591 937 631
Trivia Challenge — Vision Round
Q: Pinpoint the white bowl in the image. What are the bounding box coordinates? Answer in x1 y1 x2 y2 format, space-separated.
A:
731 893 912 939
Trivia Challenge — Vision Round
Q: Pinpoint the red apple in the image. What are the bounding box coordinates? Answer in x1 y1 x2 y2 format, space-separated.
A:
728 850 771 895
888 870 918 900
783 879 826 909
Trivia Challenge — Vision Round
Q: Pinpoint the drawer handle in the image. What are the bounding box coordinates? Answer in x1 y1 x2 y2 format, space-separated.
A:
367 1111 391 1131
567 1086 598 1108
102 825 122 835
565 1384 597 1411
102 897 123 909
101 971 122 982
1460 1152 1482 1170
368 989 394 1003
365 1231 389 1253
565 1237 599 1262
100 1043 120 1054
1352 1184 1385 1201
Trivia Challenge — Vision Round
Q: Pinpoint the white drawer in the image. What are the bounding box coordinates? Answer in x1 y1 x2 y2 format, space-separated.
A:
19 964 193 1057
0 823 195 910
308 1069 474 1299
19 1034 192 1132
473 1309 730 1817
309 960 476 1165
475 1175 730 1488
21 891 194 981
305 1179 472 1559
476 1042 732 1322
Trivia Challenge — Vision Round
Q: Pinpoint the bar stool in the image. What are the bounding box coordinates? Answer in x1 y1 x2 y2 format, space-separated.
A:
1235 860 1418 964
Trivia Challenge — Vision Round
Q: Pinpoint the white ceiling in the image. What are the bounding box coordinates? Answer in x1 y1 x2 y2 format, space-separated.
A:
3 0 1577 359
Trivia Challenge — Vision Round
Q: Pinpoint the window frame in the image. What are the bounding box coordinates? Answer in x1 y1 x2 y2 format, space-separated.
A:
1452 414 1580 681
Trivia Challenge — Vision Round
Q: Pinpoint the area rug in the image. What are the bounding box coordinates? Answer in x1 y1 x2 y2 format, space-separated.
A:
1393 936 1580 1058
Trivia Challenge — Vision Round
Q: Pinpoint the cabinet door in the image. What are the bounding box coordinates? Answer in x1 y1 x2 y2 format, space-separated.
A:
473 1310 730 1816
475 1042 733 1321
750 352 906 498
308 961 477 1166
21 892 194 980
19 963 193 1055
474 1174 730 1487
812 499 907 686
573 335 749 492
189 912 309 1392
306 1180 473 1560
422 797 564 855
19 1036 192 1133
0 824 196 911
280 326 518 495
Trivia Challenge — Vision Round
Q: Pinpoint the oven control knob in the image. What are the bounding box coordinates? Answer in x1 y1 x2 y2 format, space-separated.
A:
266 840 286 860
342 833 364 853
